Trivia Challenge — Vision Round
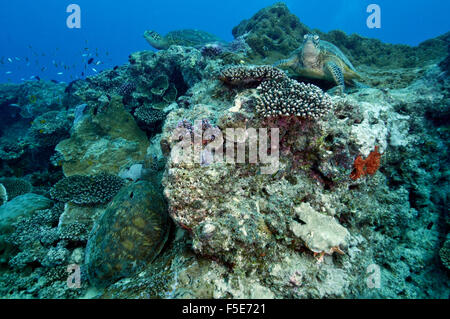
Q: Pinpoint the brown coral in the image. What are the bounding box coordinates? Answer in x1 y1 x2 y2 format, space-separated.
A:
350 146 381 180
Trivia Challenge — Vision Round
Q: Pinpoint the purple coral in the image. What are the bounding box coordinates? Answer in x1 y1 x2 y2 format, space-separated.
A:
201 43 224 57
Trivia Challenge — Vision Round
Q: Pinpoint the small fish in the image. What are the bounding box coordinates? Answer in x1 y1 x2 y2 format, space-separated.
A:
8 58 13 63
5 71 12 74
88 58 94 64
9 103 19 107
15 57 20 61
82 54 88 57
96 61 101 65
57 72 63 75
34 76 41 81
51 79 58 83
92 68 98 73
29 95 37 103
41 67 47 72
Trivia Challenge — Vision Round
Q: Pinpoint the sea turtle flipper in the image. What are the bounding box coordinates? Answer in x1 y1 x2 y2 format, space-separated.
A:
274 56 299 69
325 61 345 94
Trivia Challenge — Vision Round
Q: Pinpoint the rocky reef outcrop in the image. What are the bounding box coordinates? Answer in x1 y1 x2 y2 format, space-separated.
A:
0 3 448 299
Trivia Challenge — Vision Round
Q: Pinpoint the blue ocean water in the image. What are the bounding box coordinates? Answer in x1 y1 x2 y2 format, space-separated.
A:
0 0 449 83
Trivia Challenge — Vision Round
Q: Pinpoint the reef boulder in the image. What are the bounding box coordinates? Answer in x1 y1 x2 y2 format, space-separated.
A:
0 193 53 233
55 96 149 176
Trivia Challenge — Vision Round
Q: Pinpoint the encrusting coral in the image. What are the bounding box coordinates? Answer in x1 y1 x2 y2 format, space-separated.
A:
349 146 382 180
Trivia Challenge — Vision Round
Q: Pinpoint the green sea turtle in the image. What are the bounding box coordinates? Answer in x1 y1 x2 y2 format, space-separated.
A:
85 181 169 287
144 29 224 50
274 34 361 93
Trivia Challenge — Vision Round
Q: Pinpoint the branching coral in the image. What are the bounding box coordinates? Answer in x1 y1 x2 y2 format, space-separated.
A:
255 78 333 119
0 178 32 201
440 237 450 270
50 173 124 206
134 105 166 131
350 146 381 180
0 183 7 206
219 65 286 85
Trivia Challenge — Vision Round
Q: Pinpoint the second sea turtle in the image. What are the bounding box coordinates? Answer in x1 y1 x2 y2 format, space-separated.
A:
144 29 224 50
274 34 361 93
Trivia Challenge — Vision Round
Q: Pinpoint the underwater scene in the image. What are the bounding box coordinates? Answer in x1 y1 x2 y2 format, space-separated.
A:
0 1 449 301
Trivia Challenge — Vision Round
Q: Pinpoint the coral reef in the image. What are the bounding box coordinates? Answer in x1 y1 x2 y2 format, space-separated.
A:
0 3 448 300
50 173 124 206
233 3 448 71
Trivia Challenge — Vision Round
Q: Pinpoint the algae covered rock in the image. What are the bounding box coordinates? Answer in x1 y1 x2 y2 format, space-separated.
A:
56 96 149 176
85 181 169 287
0 193 53 232
290 203 349 255
232 2 309 62
58 203 105 242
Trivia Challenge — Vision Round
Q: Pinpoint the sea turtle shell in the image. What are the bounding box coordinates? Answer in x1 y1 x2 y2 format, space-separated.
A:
318 40 357 72
85 181 169 287
164 29 223 47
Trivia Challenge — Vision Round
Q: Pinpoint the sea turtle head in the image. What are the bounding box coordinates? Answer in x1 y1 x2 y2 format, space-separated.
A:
301 34 321 68
144 30 166 50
